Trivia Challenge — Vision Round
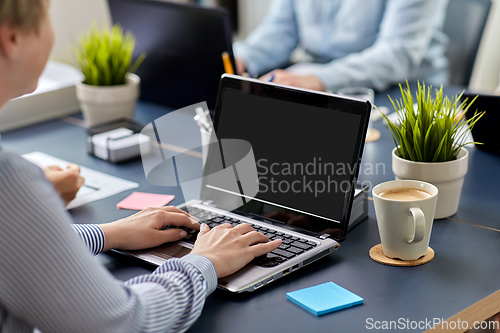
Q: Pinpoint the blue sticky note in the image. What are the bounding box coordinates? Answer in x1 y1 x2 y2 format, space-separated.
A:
286 282 363 316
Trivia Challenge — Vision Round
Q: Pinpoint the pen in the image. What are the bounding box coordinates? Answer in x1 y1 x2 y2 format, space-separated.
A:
222 51 234 74
83 183 100 191
268 73 275 82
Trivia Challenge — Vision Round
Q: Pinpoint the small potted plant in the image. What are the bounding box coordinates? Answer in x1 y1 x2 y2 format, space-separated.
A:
381 82 484 219
75 24 146 127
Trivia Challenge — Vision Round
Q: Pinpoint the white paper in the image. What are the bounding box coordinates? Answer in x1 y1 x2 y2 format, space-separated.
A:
22 152 139 209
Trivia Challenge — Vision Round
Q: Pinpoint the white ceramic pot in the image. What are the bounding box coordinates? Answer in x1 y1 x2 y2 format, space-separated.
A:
392 147 468 219
76 73 140 127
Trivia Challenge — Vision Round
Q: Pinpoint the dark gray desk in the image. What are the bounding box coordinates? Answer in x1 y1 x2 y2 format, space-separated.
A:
1 85 499 332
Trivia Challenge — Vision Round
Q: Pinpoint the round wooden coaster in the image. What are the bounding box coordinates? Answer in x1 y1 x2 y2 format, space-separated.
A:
366 128 381 142
369 244 435 266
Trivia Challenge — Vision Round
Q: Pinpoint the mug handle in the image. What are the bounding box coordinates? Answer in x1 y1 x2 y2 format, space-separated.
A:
407 207 425 243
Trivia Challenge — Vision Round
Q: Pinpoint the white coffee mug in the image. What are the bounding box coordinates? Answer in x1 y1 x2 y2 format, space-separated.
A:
372 180 438 260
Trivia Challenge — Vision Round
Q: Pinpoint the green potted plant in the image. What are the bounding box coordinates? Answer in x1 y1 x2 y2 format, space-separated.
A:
75 24 146 127
381 82 484 219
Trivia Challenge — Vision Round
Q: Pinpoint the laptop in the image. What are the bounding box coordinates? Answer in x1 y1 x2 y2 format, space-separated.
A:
462 92 500 154
107 0 236 111
121 75 371 293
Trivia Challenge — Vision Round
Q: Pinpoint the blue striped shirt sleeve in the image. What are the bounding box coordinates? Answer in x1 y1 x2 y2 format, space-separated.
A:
0 153 216 333
72 224 105 255
125 254 217 332
69 225 218 300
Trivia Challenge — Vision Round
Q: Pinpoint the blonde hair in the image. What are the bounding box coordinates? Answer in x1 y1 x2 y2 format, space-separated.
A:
0 0 44 32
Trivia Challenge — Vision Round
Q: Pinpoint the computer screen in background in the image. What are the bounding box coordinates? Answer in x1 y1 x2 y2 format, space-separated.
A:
108 0 235 111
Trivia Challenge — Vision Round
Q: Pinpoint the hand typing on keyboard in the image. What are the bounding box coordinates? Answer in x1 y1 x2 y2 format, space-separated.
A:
176 206 317 270
99 206 199 251
191 222 282 278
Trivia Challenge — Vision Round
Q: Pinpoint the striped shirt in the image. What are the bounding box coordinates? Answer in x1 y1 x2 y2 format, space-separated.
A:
0 152 217 333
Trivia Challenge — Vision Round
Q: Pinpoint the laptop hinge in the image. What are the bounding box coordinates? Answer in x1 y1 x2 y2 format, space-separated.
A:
319 234 330 240
202 200 215 206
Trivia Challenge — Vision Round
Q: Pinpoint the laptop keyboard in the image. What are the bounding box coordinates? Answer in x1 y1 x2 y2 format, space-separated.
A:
174 206 318 268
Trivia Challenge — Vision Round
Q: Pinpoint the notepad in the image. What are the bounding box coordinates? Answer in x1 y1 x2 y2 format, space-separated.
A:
22 152 139 210
117 192 175 210
286 282 363 316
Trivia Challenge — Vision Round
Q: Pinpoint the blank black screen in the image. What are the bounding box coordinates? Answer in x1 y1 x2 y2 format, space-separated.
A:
212 89 361 227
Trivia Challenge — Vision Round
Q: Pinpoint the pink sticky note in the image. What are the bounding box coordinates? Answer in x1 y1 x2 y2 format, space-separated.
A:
117 192 175 210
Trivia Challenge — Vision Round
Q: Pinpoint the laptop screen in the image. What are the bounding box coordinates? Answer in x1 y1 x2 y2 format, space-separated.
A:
201 76 370 241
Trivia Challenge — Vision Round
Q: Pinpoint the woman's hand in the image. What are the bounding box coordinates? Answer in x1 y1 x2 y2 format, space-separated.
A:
43 164 84 205
191 223 282 278
99 207 199 252
260 69 324 91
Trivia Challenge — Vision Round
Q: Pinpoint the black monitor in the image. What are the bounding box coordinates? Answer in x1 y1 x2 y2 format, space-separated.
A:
108 0 235 111
463 92 500 154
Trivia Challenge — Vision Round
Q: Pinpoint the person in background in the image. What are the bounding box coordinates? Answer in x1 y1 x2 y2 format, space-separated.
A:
0 1 281 332
234 0 449 93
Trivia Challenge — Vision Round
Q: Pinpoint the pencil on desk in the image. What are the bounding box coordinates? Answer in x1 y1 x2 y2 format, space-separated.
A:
222 51 234 74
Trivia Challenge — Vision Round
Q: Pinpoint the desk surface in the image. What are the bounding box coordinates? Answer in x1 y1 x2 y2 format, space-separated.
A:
2 85 500 332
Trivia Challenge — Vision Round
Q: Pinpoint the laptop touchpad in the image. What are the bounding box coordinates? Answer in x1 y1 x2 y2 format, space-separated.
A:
152 243 192 259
